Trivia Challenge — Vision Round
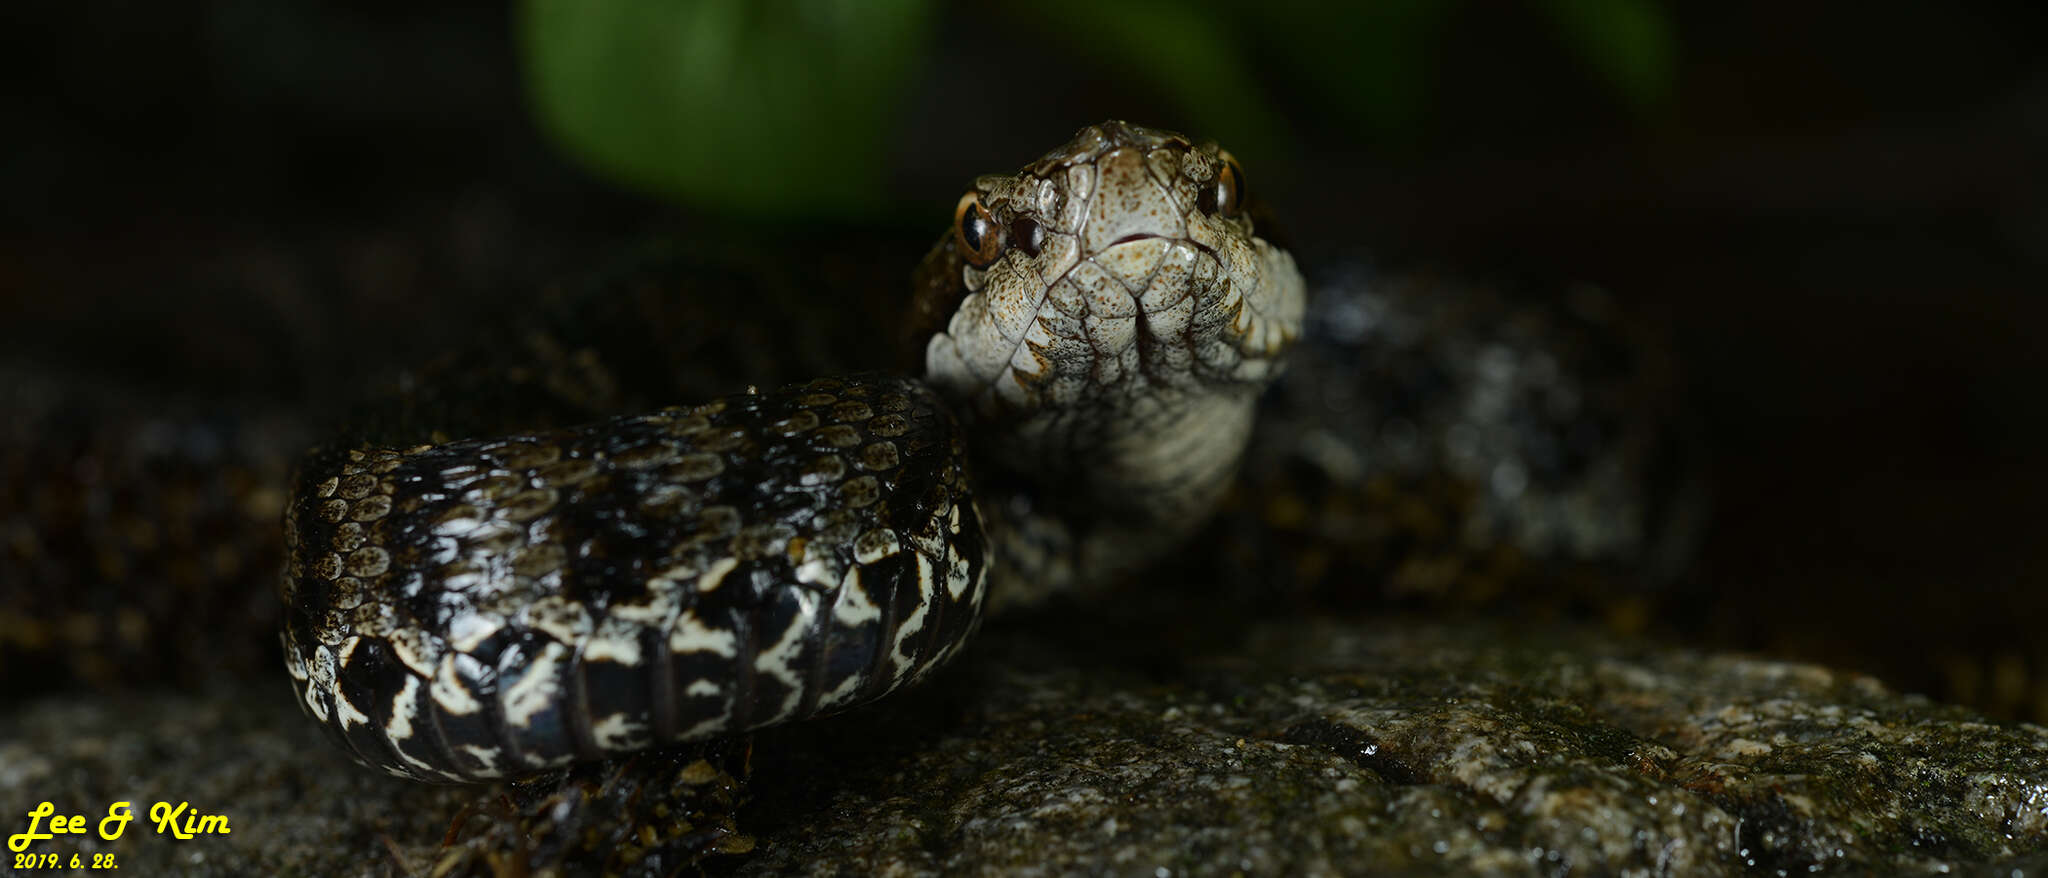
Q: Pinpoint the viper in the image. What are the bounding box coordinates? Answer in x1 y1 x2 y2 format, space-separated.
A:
281 121 1308 781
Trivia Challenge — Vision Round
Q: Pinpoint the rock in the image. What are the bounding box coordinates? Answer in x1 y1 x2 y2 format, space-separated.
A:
0 683 468 876
741 612 2048 876
4 612 2044 876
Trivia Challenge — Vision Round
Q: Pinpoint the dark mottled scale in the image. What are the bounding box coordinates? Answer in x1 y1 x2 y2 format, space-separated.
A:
331 638 415 770
578 635 661 750
431 651 504 777
495 636 579 769
281 375 989 781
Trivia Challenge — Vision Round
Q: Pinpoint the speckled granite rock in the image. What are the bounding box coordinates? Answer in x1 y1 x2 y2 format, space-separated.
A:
4 614 2045 876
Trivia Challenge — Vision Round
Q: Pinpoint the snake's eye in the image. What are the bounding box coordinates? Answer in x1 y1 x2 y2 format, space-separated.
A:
954 192 1003 268
1200 151 1246 219
1011 216 1044 257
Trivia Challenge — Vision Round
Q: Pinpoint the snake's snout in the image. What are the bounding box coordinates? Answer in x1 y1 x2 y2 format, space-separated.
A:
1080 146 1188 254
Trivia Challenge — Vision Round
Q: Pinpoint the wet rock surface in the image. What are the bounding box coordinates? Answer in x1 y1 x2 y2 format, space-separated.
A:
6 609 2045 876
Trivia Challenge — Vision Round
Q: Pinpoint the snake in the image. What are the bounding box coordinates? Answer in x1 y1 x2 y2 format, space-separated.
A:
280 121 1308 781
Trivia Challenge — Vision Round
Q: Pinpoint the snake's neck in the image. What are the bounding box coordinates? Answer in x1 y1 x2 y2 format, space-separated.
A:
964 383 1265 605
1050 382 1261 518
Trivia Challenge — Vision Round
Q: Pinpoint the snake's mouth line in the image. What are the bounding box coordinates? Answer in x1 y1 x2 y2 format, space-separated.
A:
1102 232 1174 249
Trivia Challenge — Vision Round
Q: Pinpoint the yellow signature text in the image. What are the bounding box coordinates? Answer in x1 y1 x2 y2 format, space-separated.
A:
9 800 230 852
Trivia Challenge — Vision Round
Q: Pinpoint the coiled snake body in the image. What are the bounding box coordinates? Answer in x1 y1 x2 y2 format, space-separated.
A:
282 122 1307 781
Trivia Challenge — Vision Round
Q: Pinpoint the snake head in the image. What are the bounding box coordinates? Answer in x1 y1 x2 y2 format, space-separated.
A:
916 120 1305 424
913 121 1308 594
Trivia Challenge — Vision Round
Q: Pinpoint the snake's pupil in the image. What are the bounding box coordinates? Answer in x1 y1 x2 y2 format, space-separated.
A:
961 216 985 252
953 192 1002 267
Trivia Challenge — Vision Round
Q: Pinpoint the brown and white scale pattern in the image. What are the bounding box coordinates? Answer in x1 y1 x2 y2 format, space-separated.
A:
283 121 1305 781
282 377 986 781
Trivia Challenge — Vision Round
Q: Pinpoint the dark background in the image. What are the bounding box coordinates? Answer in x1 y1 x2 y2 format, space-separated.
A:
4 1 2044 716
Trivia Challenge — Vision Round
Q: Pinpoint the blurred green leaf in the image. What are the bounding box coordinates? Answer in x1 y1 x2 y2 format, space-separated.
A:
1534 0 1676 112
516 0 1677 217
1024 0 1290 162
518 0 934 217
1248 0 1455 141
